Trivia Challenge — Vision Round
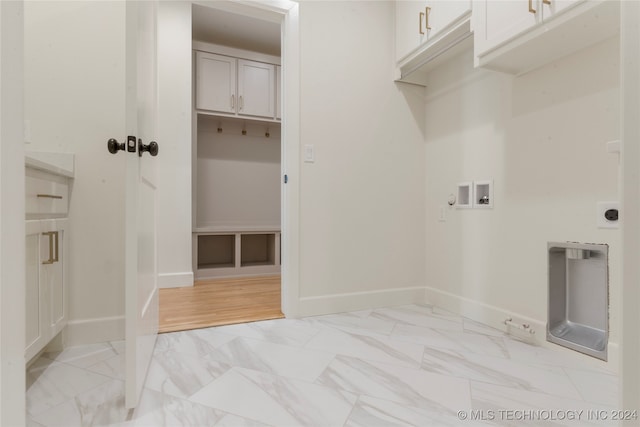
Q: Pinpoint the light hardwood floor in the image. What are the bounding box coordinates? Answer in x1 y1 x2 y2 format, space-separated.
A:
159 275 284 333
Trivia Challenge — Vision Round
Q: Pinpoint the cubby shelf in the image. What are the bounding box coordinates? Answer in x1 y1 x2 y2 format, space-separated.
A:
193 230 281 279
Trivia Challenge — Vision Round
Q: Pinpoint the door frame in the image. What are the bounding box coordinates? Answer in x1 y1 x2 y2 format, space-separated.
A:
0 1 26 425
192 0 300 317
620 0 640 410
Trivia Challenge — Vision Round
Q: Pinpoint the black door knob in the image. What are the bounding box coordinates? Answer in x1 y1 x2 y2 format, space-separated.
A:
138 140 159 157
107 138 125 154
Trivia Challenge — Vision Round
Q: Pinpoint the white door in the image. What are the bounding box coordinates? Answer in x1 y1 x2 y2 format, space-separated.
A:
124 0 159 409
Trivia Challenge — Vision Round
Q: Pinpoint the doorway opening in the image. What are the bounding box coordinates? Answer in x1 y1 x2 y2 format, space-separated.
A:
159 2 285 332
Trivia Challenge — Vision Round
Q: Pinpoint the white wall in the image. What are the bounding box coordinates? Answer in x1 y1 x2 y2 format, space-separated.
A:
24 1 127 344
1 1 26 424
297 1 427 313
157 1 193 288
196 118 281 229
423 38 620 365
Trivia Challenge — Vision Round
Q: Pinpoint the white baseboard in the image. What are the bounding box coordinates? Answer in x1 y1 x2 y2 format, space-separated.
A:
158 271 194 289
64 315 124 346
425 286 618 373
298 286 425 317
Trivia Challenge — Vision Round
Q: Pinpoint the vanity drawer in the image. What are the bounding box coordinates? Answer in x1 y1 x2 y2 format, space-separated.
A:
26 171 69 216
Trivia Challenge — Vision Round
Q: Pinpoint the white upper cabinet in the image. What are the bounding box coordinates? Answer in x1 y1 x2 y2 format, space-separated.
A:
428 1 474 38
237 59 275 119
196 52 236 114
395 1 428 62
474 0 619 74
395 0 472 63
195 49 279 121
474 0 542 56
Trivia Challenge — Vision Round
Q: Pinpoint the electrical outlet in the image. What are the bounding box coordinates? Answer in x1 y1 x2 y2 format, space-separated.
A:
597 201 619 229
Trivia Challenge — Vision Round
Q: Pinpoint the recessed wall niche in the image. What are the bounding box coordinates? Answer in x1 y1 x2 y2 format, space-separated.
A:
457 182 472 209
474 180 493 208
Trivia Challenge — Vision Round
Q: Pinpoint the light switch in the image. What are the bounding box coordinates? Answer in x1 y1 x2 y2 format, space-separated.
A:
304 144 315 163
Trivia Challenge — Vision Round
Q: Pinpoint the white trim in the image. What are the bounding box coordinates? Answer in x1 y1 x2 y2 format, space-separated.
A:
280 2 300 318
424 286 618 373
298 287 425 317
158 271 194 289
620 0 640 409
193 40 281 65
64 316 125 347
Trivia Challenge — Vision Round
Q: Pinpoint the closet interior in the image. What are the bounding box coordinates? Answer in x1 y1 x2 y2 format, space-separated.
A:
191 4 282 281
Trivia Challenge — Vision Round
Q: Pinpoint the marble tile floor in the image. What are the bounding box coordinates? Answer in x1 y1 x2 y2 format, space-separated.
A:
26 304 619 427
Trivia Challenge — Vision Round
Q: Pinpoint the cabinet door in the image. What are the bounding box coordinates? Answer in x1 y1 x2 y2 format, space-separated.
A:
25 219 67 362
196 51 236 114
474 0 540 56
542 0 584 19
426 0 472 38
48 219 67 338
25 221 45 362
237 59 275 118
395 0 428 62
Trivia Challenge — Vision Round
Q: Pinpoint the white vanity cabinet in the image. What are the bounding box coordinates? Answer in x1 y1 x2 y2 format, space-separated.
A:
24 152 73 363
196 51 276 120
395 0 472 63
25 219 68 362
473 0 619 74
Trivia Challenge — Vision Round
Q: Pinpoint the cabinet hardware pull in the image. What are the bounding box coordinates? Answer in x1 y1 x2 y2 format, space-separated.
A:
37 194 62 199
529 0 537 13
42 232 54 265
231 95 235 109
41 231 59 264
53 231 59 263
425 6 431 30
239 96 244 110
419 12 425 35
543 0 551 4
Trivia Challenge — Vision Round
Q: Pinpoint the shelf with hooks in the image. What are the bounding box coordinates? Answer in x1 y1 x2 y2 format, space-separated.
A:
197 113 280 139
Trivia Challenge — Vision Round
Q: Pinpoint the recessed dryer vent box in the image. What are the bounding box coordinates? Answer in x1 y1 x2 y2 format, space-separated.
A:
547 242 608 361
